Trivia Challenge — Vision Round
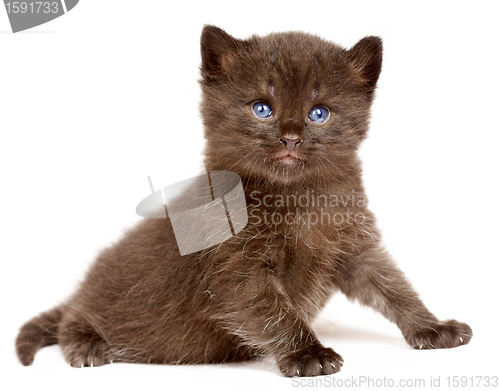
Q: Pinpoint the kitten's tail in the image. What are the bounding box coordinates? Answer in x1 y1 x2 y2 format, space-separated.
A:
16 306 63 366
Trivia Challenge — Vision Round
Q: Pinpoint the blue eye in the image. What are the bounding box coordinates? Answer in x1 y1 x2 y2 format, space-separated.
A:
253 101 272 118
309 106 329 123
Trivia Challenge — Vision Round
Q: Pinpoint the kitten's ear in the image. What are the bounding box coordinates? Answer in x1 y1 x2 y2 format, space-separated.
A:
200 25 243 80
347 36 383 92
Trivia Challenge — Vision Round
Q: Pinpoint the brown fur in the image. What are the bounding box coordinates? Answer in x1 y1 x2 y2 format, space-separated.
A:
16 26 472 376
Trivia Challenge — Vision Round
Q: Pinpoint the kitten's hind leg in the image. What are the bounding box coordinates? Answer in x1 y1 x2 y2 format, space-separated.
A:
336 245 472 349
58 320 110 367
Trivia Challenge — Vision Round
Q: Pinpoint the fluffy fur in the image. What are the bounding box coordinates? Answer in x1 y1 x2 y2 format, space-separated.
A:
16 26 472 377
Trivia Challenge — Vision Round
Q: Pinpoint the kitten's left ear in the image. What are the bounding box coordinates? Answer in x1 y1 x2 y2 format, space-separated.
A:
347 36 383 92
200 25 244 81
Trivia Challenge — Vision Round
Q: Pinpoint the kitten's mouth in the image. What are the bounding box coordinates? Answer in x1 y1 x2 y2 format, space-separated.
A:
276 150 301 165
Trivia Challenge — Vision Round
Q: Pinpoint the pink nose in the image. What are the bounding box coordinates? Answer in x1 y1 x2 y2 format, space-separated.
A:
279 137 302 152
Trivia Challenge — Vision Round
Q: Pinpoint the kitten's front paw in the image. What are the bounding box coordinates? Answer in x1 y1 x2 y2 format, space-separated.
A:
278 345 343 377
406 319 472 350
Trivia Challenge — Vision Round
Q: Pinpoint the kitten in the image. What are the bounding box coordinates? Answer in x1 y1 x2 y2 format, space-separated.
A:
16 25 472 377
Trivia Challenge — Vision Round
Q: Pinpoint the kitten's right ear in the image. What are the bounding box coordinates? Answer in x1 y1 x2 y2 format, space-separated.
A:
347 36 383 92
200 25 243 80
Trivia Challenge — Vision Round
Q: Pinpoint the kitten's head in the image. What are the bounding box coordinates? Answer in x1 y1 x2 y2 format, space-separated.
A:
200 26 382 187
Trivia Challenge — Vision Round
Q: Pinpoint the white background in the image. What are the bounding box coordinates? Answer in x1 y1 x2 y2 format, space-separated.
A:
1 1 499 390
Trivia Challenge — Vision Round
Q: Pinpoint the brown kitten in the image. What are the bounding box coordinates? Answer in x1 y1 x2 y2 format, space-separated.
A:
16 26 472 377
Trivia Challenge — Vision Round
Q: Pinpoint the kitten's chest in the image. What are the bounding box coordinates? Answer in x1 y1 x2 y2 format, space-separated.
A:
239 188 374 319
244 225 343 320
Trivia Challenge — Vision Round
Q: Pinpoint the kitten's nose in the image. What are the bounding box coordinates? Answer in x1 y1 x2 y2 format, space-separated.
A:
279 137 302 152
